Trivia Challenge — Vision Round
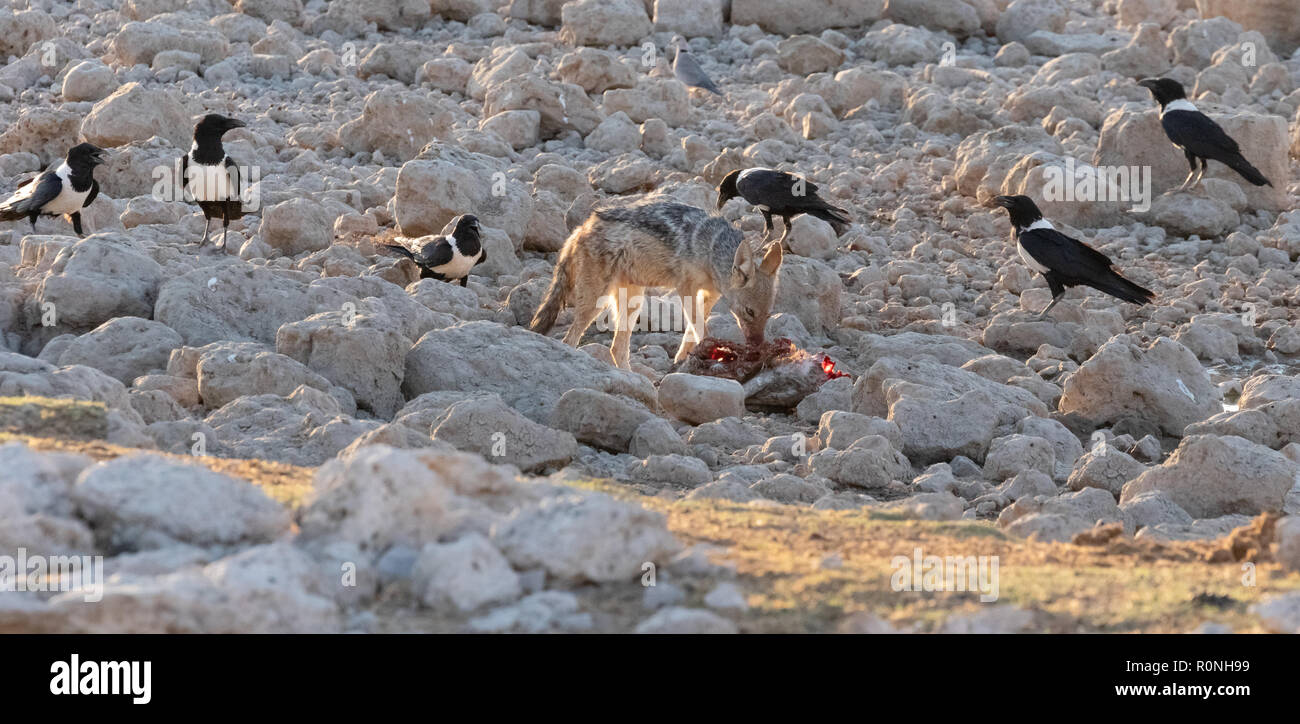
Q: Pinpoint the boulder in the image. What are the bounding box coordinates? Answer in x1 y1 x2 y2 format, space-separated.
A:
36 236 164 331
111 19 230 66
192 341 332 409
404 321 656 423
154 262 311 347
72 455 289 551
658 373 744 425
1066 445 1148 498
1058 336 1221 436
430 395 578 472
492 492 679 582
337 88 455 160
411 532 521 612
259 199 341 256
1120 435 1299 518
550 388 654 453
276 310 411 419
888 389 1001 464
730 0 883 34
393 151 533 240
808 435 912 489
80 82 189 148
559 0 651 47
653 0 724 37
57 318 181 385
885 0 980 37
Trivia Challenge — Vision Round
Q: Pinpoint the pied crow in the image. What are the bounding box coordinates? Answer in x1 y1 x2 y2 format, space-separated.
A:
0 142 106 236
182 114 247 249
994 195 1154 319
716 167 851 246
672 37 722 96
1138 78 1271 190
381 214 486 287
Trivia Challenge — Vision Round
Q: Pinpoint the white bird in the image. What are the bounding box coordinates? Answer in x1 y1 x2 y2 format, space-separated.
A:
672 37 722 96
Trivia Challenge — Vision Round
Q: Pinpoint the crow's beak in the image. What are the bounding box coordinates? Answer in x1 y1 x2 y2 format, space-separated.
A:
92 150 109 165
992 196 1014 208
228 119 247 129
1137 79 1157 90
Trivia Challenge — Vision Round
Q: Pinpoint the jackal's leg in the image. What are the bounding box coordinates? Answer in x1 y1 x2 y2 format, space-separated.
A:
562 284 603 348
610 284 643 370
673 289 718 363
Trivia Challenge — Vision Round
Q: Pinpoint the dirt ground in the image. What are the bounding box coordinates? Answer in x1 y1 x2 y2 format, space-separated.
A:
7 393 1295 633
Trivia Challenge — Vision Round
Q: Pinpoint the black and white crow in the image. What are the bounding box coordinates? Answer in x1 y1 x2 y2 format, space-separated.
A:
1138 78 1271 190
0 142 106 236
381 214 486 287
672 38 722 96
182 114 246 248
993 195 1154 319
716 168 851 245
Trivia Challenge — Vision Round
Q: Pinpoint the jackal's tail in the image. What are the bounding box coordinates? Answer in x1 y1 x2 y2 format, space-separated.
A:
529 224 585 335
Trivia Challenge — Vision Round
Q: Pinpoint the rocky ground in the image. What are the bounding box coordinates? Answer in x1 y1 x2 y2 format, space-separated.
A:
1 0 1299 633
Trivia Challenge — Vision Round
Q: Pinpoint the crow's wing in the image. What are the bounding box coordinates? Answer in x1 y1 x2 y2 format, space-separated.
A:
1161 110 1241 159
224 157 241 202
737 169 828 210
1018 227 1115 277
412 238 453 268
83 178 99 208
0 170 60 217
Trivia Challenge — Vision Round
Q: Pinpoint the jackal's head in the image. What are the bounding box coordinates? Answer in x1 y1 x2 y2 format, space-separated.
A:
726 239 783 344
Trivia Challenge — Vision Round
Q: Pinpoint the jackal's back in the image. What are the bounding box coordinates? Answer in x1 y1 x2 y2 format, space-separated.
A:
590 199 743 285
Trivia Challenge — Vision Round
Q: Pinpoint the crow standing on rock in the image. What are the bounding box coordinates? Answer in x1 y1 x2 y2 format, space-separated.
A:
1138 78 1272 190
182 113 247 249
0 142 106 237
994 195 1154 320
381 214 486 287
716 168 851 247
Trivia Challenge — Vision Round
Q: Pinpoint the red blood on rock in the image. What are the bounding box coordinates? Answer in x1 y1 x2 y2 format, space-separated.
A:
819 354 849 379
674 337 849 383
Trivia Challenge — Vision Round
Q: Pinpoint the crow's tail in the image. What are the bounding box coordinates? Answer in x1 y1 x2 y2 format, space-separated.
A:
807 203 851 235
1089 269 1155 306
379 243 417 261
1224 152 1271 187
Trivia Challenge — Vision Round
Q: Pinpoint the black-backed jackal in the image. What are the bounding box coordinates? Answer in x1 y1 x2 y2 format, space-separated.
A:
530 199 784 370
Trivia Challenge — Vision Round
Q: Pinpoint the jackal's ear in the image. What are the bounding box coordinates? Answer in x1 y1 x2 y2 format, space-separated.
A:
759 240 783 275
731 240 756 286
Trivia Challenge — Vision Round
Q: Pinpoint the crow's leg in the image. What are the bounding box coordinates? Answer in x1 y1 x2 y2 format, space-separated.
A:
1037 295 1063 320
458 276 468 287
1176 150 1198 191
760 209 774 242
219 207 231 250
71 212 84 237
28 214 38 234
777 216 792 250
1193 156 1208 187
200 216 211 247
